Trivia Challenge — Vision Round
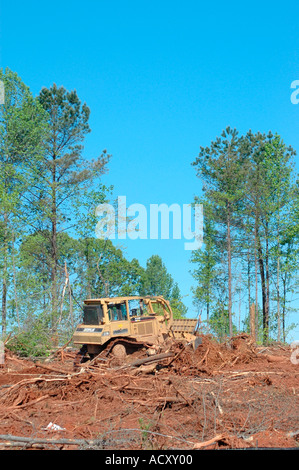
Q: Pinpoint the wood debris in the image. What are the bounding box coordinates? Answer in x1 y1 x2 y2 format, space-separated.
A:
0 335 298 450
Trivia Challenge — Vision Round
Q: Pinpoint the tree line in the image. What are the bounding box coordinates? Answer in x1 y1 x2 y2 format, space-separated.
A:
0 68 186 353
190 127 299 343
1 68 298 352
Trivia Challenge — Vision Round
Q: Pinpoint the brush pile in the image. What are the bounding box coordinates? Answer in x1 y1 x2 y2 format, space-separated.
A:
0 333 298 450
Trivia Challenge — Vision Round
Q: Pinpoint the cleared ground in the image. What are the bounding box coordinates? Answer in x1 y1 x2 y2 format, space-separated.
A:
0 334 298 450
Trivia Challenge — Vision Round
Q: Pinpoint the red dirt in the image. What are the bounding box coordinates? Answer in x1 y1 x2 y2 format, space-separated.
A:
0 333 298 450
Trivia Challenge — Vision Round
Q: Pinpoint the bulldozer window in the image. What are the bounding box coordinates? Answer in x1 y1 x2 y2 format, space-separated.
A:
108 303 127 322
129 299 147 317
83 305 103 325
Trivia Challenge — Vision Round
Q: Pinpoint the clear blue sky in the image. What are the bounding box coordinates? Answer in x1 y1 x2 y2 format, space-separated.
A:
1 1 299 339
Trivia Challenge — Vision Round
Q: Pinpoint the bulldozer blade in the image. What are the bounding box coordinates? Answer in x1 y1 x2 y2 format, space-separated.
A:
192 336 202 350
171 318 199 334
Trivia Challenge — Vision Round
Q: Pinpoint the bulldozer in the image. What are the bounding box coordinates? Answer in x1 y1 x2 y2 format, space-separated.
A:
72 295 201 367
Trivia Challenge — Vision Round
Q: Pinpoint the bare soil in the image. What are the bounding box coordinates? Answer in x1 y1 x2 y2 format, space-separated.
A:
0 333 298 450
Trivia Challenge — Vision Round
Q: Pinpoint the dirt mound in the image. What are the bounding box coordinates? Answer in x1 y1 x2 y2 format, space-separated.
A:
167 333 261 376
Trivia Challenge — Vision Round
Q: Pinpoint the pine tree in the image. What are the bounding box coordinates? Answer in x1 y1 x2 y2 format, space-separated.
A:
0 68 47 335
192 127 249 337
190 199 219 328
244 131 296 343
141 255 174 298
169 282 188 319
32 84 110 333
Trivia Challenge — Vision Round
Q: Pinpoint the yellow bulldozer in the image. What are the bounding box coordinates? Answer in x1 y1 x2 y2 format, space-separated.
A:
72 295 201 367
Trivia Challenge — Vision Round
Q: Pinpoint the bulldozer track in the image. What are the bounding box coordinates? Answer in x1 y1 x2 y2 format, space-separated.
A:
73 337 150 371
102 337 150 356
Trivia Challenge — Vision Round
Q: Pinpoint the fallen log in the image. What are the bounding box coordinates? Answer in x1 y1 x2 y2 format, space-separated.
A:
0 433 102 448
265 355 285 363
130 352 174 367
0 394 50 413
125 395 191 406
197 347 209 367
9 394 50 410
193 434 225 449
34 362 71 375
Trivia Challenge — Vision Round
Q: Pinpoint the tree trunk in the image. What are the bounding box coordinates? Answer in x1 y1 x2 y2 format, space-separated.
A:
85 242 92 298
250 303 256 338
1 213 8 337
247 249 251 321
257 235 267 344
282 274 287 343
277 255 281 342
206 296 209 331
206 278 210 330
254 222 259 342
50 138 58 336
51 208 58 333
276 217 281 342
12 232 20 330
1 269 7 337
265 221 270 343
69 282 73 330
227 203 233 337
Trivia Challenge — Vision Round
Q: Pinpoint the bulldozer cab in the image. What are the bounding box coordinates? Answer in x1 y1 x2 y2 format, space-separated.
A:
128 298 146 317
107 302 127 322
82 304 104 325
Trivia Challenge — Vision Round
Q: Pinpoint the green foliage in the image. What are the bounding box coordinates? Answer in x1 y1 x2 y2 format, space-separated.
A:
192 127 248 337
190 200 220 320
191 128 298 343
7 318 52 357
22 83 112 332
141 255 187 318
74 237 145 298
170 283 187 319
209 303 237 340
138 418 155 450
0 68 49 335
3 69 299 352
141 255 173 297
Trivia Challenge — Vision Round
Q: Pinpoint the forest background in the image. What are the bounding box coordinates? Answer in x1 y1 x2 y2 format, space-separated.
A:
1 1 299 355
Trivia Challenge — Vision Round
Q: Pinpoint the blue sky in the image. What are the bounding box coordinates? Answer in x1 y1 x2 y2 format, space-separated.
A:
0 1 299 339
